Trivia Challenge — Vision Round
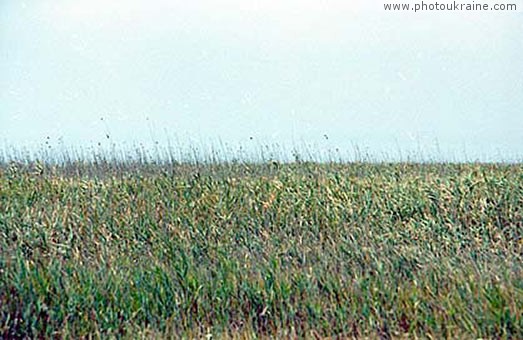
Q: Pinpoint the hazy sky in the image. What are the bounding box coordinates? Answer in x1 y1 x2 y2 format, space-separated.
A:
1 0 522 161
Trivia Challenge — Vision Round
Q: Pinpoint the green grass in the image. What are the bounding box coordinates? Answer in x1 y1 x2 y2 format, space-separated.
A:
0 161 522 338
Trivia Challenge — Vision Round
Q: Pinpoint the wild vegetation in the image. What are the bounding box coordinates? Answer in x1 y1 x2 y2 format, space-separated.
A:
0 159 522 338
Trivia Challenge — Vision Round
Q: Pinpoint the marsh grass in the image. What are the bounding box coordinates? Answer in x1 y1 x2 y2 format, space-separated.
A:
0 156 522 338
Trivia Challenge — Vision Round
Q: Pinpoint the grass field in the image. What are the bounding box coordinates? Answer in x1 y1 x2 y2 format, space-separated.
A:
0 160 522 338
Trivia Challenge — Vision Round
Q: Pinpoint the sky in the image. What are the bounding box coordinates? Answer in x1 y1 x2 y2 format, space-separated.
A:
1 0 523 161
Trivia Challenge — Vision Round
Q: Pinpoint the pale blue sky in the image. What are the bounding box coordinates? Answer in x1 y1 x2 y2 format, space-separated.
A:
1 0 522 161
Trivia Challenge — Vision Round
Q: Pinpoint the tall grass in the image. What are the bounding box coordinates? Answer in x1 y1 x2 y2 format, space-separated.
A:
0 150 522 338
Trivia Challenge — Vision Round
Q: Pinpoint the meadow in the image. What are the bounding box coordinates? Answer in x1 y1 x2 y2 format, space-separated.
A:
0 157 522 338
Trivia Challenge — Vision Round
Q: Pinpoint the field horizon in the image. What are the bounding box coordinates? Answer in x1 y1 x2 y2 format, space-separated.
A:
2 139 522 166
1 155 521 338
